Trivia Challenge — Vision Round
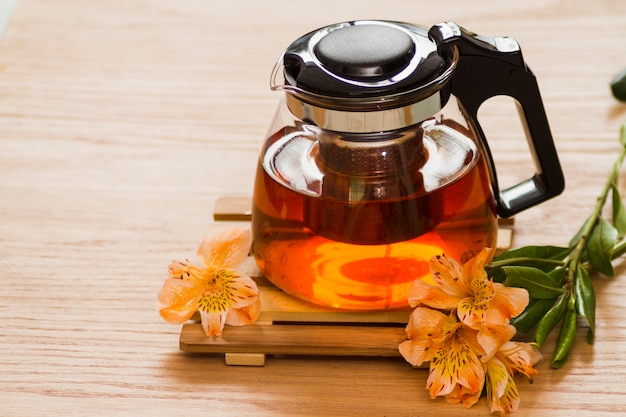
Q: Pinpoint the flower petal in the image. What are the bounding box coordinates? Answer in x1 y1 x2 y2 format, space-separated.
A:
200 308 228 336
197 282 231 314
449 334 485 393
457 325 485 357
408 279 462 310
477 324 517 361
430 253 472 298
399 307 448 366
427 334 484 398
222 271 258 309
486 356 509 400
195 269 260 336
197 228 251 270
488 283 530 322
445 380 483 409
461 247 495 281
486 357 520 416
405 306 449 338
457 277 496 328
168 259 205 280
226 297 261 327
158 262 204 324
427 344 458 398
158 279 200 323
497 378 521 415
498 341 542 378
399 339 434 368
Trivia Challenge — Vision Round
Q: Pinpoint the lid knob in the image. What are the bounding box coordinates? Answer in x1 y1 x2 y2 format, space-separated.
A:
314 24 415 80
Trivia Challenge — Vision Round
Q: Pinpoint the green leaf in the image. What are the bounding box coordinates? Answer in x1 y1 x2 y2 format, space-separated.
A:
502 266 564 299
493 245 570 264
612 184 626 238
534 294 567 347
547 267 567 287
611 68 626 102
551 307 577 369
575 266 596 343
488 246 569 282
620 120 626 147
569 216 594 248
587 218 618 276
511 298 557 334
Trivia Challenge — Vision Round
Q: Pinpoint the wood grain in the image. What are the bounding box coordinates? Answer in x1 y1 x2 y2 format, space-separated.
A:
180 323 407 357
1 0 626 416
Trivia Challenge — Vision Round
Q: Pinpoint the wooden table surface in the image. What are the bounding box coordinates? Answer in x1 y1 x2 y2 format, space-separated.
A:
1 0 626 416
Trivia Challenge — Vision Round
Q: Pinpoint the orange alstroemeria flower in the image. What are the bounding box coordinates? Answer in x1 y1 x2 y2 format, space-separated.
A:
485 341 542 416
408 248 529 356
158 228 260 336
399 307 485 407
399 307 541 414
400 248 541 415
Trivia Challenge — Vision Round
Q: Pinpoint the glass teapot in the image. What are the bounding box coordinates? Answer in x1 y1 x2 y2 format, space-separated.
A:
251 20 564 310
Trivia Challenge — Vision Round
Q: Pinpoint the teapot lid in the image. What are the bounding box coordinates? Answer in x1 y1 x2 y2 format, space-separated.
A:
281 21 448 99
272 20 457 132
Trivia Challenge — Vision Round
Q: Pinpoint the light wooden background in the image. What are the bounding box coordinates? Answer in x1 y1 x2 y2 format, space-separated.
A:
1 0 626 416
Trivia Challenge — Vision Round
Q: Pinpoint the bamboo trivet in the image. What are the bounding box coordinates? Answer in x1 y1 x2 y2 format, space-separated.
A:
179 196 514 366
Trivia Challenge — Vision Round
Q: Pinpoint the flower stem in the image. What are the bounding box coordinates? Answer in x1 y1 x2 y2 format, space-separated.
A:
488 257 565 269
565 144 626 285
612 239 626 259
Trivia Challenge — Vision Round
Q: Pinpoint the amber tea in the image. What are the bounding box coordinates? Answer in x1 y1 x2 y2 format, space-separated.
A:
251 121 498 310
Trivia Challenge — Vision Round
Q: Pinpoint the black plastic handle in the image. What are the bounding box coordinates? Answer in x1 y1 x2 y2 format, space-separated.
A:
429 22 565 218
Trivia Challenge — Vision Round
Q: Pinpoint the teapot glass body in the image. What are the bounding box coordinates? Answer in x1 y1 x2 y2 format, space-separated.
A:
251 95 497 310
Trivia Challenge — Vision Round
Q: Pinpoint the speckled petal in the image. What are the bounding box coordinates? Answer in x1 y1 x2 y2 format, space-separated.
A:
158 261 205 324
429 253 472 298
408 278 463 310
399 307 448 366
457 278 495 328
427 334 484 398
486 357 520 415
461 247 495 283
222 271 258 309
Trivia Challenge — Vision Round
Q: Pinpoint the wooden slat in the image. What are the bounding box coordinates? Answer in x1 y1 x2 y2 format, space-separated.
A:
214 196 252 221
180 323 406 357
256 286 411 324
225 353 267 366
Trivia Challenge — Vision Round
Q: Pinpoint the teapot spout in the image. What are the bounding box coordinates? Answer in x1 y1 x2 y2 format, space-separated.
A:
270 54 305 95
270 55 287 92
